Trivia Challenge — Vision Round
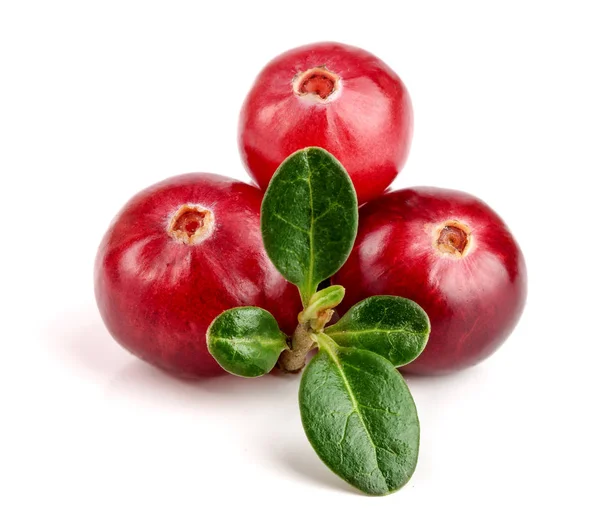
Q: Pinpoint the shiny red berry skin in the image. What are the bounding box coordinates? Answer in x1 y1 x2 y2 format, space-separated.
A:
334 187 527 375
239 42 413 205
95 173 300 378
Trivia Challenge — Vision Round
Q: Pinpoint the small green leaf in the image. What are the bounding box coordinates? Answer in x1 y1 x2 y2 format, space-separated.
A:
261 147 358 306
207 307 288 377
326 296 430 367
299 285 345 323
299 334 420 496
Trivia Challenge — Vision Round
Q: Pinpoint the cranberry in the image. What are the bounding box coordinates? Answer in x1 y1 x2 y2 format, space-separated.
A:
239 42 413 205
334 187 527 375
95 173 300 378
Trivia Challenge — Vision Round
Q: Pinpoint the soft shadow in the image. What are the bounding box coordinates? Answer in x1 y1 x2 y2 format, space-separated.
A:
266 429 358 494
106 359 360 492
46 306 371 494
46 304 298 403
107 356 298 408
402 364 487 390
46 306 132 378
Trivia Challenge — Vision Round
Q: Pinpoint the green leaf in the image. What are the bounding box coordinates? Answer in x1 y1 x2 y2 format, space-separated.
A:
207 307 288 377
326 296 430 367
299 285 345 323
299 334 420 496
261 147 358 306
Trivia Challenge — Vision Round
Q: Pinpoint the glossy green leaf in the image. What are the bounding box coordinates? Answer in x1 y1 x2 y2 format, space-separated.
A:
326 296 430 367
261 147 358 306
207 307 288 377
299 285 345 323
299 334 420 496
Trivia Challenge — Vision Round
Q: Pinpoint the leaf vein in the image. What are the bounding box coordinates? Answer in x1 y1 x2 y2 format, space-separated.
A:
339 412 353 446
272 213 309 234
356 403 403 418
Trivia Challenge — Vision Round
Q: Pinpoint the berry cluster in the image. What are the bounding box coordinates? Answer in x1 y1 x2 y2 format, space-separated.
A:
95 42 526 495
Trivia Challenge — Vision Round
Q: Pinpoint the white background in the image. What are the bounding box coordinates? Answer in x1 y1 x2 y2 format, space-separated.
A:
1 1 598 529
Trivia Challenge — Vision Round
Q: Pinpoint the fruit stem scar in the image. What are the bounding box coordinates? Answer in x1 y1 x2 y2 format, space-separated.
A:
168 204 215 245
293 67 341 102
434 220 472 257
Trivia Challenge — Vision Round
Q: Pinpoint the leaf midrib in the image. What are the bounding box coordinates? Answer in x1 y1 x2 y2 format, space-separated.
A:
304 150 316 304
328 327 428 338
212 337 285 347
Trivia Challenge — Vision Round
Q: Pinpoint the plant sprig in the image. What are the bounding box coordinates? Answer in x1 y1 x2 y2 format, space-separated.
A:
207 147 430 495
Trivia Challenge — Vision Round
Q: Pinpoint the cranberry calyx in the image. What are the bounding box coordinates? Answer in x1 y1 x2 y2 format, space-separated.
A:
168 204 214 245
293 67 339 101
435 220 471 257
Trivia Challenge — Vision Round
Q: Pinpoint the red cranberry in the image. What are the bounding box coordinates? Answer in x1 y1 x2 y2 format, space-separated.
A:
95 173 300 378
239 42 413 205
334 187 527 375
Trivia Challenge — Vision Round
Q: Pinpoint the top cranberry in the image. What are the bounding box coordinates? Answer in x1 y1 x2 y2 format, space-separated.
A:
239 42 413 205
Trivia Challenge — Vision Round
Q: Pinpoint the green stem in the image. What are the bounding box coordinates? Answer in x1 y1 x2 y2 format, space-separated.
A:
278 289 340 372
